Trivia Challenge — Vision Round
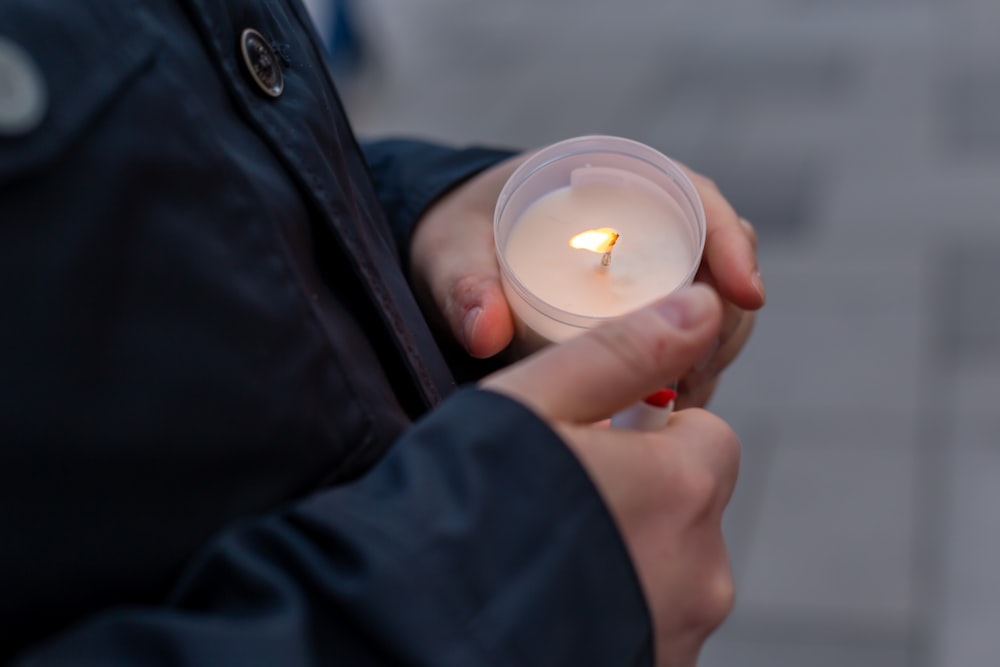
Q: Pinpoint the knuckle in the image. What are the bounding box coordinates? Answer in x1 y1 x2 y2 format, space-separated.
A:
445 274 493 319
672 409 742 503
703 410 742 459
450 273 488 302
671 543 735 636
687 408 741 457
695 566 736 630
679 465 719 509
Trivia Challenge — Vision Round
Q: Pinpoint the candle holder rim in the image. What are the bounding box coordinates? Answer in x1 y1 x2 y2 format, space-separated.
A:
493 134 707 329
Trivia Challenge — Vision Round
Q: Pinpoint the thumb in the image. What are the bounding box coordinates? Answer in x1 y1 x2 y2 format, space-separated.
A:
481 284 722 424
410 155 528 360
441 270 514 360
410 214 514 360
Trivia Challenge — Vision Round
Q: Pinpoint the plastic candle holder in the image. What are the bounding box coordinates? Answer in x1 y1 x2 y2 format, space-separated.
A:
494 134 707 354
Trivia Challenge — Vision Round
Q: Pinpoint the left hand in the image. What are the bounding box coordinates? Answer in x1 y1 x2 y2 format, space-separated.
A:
409 152 765 408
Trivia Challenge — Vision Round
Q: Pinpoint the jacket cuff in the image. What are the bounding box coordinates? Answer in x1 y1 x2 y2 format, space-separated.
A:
361 139 517 264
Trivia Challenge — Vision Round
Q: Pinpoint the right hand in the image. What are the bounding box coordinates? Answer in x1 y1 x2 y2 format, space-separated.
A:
481 284 740 667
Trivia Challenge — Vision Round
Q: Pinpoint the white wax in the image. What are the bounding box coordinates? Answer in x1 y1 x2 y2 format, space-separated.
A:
501 171 696 343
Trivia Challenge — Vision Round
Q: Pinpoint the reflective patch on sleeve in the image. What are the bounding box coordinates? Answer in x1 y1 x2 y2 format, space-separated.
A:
0 36 48 136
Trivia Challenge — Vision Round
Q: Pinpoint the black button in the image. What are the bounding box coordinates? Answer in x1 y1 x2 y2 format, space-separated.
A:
240 28 283 98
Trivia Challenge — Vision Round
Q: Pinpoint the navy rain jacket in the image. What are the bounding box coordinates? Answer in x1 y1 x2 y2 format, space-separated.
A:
0 0 652 664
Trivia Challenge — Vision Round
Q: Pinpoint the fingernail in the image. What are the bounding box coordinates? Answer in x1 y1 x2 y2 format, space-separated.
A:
751 269 766 303
462 306 482 351
654 285 715 330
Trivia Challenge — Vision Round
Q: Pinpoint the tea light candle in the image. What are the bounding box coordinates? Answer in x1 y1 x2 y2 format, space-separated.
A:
494 136 706 430
502 167 697 344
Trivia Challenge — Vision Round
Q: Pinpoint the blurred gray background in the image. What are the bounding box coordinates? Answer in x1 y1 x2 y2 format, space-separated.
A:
324 1 1000 665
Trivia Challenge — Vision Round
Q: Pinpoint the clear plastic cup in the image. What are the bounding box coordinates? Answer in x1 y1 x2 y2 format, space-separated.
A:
494 135 707 353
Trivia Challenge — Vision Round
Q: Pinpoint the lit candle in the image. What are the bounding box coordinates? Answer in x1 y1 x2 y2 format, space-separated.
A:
502 169 698 344
569 227 619 266
494 136 706 429
496 137 705 349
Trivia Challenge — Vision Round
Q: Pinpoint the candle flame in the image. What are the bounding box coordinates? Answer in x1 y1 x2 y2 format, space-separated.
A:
569 228 620 254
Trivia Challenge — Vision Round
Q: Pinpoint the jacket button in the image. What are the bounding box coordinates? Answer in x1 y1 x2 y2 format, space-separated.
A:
0 36 47 135
240 28 283 98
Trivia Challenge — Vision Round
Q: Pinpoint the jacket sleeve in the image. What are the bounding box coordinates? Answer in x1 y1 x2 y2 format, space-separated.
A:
13 389 653 667
361 139 517 264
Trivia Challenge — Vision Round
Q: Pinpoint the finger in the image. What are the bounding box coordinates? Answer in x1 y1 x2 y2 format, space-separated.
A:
675 377 718 411
682 168 765 311
443 270 515 359
682 271 743 368
681 308 755 397
718 299 745 351
687 298 748 381
703 205 764 310
482 284 723 424
663 408 741 509
410 157 528 359
711 308 756 379
553 407 738 518
410 210 514 359
740 217 759 253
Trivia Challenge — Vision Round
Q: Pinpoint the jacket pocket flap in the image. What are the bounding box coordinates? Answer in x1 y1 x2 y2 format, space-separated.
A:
0 1 159 183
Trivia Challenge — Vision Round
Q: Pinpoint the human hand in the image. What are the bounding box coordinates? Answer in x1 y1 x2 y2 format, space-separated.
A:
673 167 762 409
481 285 739 667
410 151 763 404
409 154 524 359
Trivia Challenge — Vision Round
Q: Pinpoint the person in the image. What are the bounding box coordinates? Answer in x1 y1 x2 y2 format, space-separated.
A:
0 1 763 665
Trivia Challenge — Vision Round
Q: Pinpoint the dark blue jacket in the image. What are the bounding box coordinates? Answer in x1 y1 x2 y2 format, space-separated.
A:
0 0 651 664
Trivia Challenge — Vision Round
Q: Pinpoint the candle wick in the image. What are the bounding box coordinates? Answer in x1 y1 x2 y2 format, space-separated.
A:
600 231 619 267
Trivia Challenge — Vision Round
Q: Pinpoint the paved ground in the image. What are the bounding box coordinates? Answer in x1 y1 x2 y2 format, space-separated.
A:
329 1 1000 664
